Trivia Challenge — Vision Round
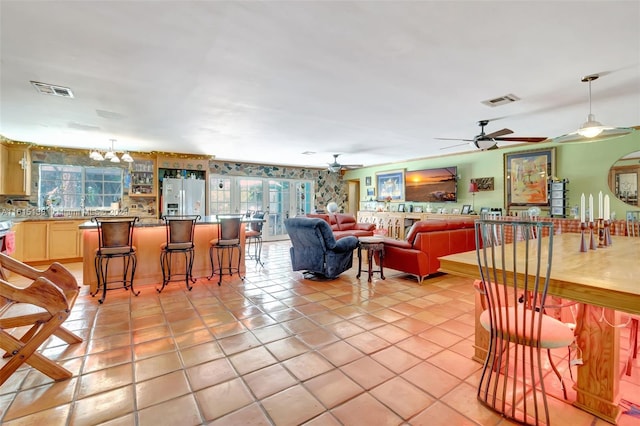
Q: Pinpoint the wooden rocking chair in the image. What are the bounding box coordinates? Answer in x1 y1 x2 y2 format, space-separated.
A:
0 253 82 385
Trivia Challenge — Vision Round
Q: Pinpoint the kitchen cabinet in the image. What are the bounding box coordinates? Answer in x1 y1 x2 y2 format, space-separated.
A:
129 158 156 197
49 221 83 260
11 220 84 263
0 142 31 195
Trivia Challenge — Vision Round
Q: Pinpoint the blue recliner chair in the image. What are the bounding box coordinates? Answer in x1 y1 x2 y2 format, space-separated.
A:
284 217 359 279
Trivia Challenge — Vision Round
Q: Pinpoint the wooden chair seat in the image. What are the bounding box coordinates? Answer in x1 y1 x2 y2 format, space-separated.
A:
0 253 82 386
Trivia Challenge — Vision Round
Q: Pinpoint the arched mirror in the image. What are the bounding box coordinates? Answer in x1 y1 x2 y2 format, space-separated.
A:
608 150 640 207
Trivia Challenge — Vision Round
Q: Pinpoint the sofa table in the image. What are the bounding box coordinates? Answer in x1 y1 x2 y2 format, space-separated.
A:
356 236 385 282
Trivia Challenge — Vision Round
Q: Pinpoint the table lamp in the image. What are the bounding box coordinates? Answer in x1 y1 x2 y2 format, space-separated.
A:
468 181 479 213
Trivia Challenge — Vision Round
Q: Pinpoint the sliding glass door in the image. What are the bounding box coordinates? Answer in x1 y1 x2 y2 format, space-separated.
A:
208 175 314 241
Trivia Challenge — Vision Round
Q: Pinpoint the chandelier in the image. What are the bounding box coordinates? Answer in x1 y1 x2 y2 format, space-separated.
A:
90 139 133 163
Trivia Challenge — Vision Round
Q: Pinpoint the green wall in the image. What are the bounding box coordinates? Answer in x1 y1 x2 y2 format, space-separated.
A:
344 130 640 218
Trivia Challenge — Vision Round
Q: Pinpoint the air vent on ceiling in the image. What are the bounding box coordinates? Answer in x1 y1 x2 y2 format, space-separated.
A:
481 93 520 107
30 81 74 98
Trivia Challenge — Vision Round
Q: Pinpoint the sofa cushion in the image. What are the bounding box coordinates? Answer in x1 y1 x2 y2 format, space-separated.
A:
334 213 357 231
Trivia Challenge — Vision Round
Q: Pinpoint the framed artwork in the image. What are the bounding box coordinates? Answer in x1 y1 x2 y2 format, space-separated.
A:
471 177 494 191
480 207 490 213
461 204 471 214
366 188 375 197
365 176 372 186
376 169 405 202
398 203 405 212
504 148 555 208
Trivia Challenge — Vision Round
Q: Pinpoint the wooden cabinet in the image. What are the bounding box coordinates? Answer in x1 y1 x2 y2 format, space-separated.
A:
11 220 84 263
49 221 83 260
16 221 48 262
0 143 31 195
129 158 156 197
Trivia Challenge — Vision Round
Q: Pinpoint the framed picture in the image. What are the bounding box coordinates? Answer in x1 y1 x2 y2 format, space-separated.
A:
504 147 555 208
365 176 372 186
398 203 405 212
376 169 405 202
480 207 490 213
366 188 375 197
461 204 471 214
471 177 494 191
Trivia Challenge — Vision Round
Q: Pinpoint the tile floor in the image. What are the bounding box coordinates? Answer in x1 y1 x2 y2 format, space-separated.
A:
1 241 639 425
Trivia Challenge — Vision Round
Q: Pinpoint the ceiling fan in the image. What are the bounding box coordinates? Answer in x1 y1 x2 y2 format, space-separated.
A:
327 154 363 172
437 120 548 151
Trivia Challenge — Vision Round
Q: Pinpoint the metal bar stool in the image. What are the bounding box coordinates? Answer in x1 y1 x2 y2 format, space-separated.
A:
92 216 139 304
158 215 200 292
245 211 265 266
208 215 244 286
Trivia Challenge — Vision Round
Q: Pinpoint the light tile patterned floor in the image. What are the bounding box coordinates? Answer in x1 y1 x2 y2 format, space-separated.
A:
1 241 639 425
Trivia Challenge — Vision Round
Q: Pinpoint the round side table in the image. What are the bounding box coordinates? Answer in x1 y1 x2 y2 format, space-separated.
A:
356 236 385 282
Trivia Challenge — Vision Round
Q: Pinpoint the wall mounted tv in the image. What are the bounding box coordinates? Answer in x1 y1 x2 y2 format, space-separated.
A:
405 167 457 202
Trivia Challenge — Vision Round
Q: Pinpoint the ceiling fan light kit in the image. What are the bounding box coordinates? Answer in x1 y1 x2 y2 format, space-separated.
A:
438 120 546 152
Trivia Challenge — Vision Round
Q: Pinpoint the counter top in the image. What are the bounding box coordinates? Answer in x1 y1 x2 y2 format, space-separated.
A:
78 215 263 229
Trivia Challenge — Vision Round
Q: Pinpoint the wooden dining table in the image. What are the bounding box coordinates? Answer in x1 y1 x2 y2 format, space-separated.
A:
439 233 640 424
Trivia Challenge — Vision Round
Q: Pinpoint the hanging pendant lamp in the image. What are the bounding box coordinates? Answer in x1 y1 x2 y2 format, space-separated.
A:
555 74 634 143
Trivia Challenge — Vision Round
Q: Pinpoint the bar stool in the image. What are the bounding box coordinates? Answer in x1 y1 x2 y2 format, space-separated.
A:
245 211 265 266
208 215 244 286
158 215 200 292
92 216 139 304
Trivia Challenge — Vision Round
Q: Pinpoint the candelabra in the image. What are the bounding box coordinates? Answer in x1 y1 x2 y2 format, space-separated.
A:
598 218 606 248
589 221 598 250
579 222 588 252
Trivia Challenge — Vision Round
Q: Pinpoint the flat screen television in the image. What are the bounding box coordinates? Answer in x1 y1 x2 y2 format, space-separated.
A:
405 167 457 203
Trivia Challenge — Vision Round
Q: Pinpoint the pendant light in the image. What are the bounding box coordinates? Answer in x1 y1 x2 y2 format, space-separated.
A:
576 75 609 138
555 74 633 143
88 139 134 163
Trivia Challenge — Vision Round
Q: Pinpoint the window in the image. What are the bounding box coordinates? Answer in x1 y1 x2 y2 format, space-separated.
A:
39 164 123 209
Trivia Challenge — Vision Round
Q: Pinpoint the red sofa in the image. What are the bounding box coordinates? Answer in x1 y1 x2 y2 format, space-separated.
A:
379 218 476 283
306 213 376 239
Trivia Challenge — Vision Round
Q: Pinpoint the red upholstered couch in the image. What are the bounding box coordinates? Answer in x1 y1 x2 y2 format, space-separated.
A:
306 213 376 240
379 218 476 283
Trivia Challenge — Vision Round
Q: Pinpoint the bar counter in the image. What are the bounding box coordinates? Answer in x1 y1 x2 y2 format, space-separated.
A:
81 216 247 291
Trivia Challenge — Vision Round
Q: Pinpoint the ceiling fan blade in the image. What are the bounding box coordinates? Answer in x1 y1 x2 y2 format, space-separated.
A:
440 142 471 150
434 137 474 142
495 136 548 142
485 128 513 139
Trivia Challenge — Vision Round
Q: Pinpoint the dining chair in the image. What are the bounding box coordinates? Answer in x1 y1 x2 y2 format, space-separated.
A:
92 216 139 303
626 211 640 237
245 211 265 266
0 253 82 385
623 212 640 375
209 214 244 285
159 215 200 292
475 219 575 426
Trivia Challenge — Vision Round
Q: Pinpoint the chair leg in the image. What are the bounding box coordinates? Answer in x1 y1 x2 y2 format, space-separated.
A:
128 254 139 296
627 318 639 376
183 250 192 291
158 250 169 293
207 246 217 281
546 348 568 400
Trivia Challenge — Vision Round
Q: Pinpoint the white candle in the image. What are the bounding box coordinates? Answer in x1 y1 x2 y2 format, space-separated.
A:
589 194 594 222
598 191 603 219
604 195 610 220
580 193 585 223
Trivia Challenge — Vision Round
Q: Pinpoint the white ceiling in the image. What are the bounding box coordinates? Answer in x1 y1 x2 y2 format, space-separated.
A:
1 1 639 169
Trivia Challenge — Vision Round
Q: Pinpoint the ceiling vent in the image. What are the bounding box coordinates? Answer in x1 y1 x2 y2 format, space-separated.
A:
481 93 520 107
30 81 74 98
